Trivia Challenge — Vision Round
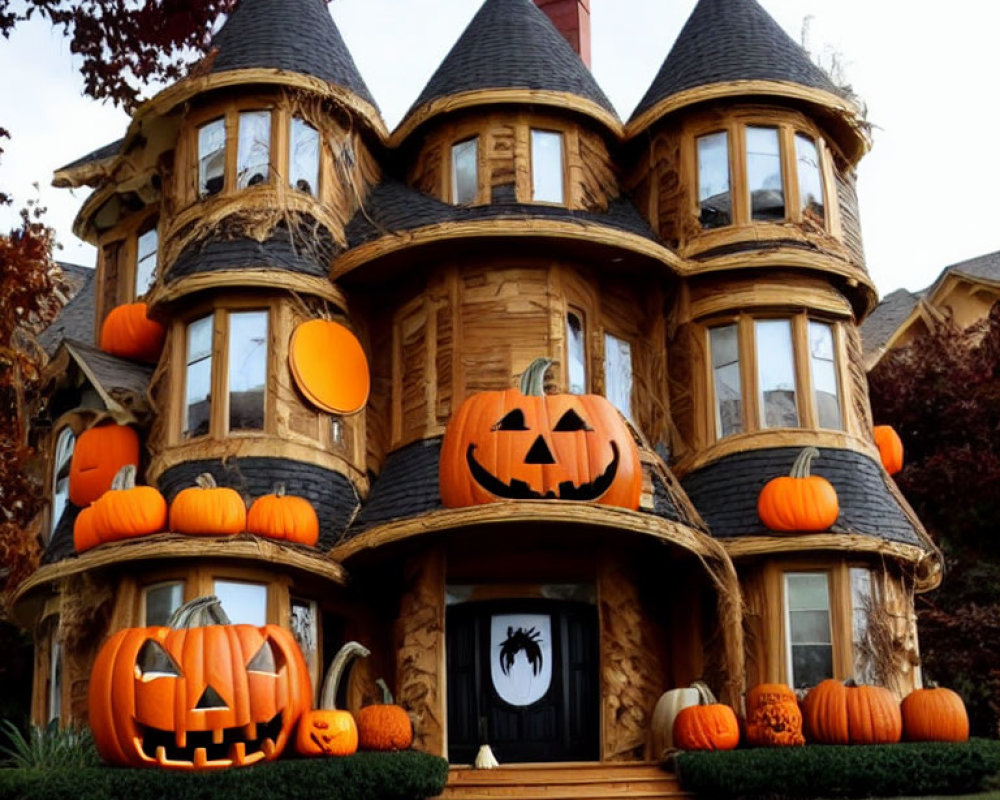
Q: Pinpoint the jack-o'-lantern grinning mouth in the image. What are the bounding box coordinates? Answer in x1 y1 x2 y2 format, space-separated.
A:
137 710 283 766
466 441 620 501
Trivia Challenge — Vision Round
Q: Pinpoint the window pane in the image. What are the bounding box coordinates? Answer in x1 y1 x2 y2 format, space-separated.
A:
603 333 633 420
791 645 833 689
144 582 185 626
747 126 784 221
756 319 798 427
796 133 825 225
790 610 834 643
228 310 268 431
710 325 742 437
48 638 62 723
785 572 833 689
809 321 842 429
697 132 731 228
451 138 478 205
136 226 158 297
566 312 586 394
531 130 563 203
51 428 75 536
198 118 226 198
214 581 267 626
290 117 320 195
237 111 271 189
851 567 876 682
185 315 213 437
290 597 319 690
787 573 830 610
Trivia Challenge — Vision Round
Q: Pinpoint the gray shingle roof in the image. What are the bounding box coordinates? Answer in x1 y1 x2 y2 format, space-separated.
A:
630 0 839 124
941 249 1000 284
681 446 925 548
54 139 124 175
65 340 154 404
860 288 921 362
39 267 95 353
403 0 616 128
209 0 377 109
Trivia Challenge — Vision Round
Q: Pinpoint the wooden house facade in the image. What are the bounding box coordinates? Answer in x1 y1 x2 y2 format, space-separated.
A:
16 0 941 789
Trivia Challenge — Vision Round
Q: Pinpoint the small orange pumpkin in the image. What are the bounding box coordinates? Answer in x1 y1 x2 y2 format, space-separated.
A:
100 302 166 363
357 678 413 751
672 682 740 751
73 465 167 552
873 425 904 475
745 683 805 747
802 678 902 745
69 423 140 507
169 473 247 535
296 641 369 757
246 483 319 546
901 684 969 742
757 447 839 532
440 358 642 509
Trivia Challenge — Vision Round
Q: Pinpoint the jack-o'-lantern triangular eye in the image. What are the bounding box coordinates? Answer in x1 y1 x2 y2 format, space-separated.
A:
492 409 529 431
247 639 285 674
553 409 591 432
136 640 181 681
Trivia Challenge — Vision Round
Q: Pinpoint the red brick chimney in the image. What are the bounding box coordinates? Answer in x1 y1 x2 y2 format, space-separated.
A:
534 0 591 67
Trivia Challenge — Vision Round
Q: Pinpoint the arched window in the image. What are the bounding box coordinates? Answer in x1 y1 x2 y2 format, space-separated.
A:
50 427 75 540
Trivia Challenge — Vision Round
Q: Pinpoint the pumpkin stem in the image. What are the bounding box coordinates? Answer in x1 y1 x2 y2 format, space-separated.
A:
319 641 371 711
273 482 287 498
790 447 821 479
111 464 138 491
375 677 394 705
519 358 552 396
194 472 219 490
167 595 232 628
691 680 718 705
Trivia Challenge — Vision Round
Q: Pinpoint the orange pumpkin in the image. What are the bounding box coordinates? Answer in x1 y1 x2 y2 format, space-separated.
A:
296 641 368 757
672 682 740 751
757 447 839 532
289 320 370 415
169 473 247 535
246 483 319 546
73 465 167 552
873 425 904 475
440 358 641 509
745 683 804 747
802 678 902 745
901 684 969 742
357 678 413 751
100 302 166 364
69 423 140 507
89 596 311 769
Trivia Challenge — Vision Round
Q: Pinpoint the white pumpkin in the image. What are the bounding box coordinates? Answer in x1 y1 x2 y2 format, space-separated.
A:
649 682 710 759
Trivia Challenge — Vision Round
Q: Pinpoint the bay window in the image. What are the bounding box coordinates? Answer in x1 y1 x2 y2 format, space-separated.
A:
290 117 320 195
135 222 158 298
451 137 478 205
709 324 742 437
603 333 633 420
198 118 226 198
531 129 564 204
236 110 272 189
746 126 785 221
696 131 731 228
227 310 267 432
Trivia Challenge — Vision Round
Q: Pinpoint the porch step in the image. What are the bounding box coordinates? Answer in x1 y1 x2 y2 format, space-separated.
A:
435 762 691 800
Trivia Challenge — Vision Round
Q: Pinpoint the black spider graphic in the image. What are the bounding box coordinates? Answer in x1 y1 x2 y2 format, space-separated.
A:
498 626 544 676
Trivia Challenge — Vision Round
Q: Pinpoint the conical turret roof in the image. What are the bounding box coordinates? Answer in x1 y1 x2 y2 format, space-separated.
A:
629 0 840 126
209 0 377 110
395 0 618 142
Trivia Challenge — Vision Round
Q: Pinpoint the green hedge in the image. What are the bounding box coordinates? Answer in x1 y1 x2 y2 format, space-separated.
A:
674 739 1000 799
0 751 449 800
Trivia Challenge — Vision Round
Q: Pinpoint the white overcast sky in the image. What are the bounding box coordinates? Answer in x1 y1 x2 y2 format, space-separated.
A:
1 0 998 299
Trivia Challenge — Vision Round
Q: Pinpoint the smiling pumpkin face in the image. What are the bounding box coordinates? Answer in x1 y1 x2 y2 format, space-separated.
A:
89 597 311 770
440 359 641 510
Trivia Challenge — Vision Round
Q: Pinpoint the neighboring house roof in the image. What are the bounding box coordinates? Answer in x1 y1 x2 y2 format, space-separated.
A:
208 0 378 110
345 181 656 249
681 447 927 548
630 0 839 124
933 249 1000 286
399 0 617 137
39 266 95 354
860 288 922 366
62 340 154 413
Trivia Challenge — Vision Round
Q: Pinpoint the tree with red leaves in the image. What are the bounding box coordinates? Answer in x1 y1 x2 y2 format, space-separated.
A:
869 303 1000 737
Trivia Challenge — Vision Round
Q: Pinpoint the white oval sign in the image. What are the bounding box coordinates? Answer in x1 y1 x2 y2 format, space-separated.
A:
490 613 553 707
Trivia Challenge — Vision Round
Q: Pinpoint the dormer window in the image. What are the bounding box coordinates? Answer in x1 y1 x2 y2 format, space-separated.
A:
236 111 272 189
451 138 478 205
290 118 320 195
531 129 564 204
198 118 226 198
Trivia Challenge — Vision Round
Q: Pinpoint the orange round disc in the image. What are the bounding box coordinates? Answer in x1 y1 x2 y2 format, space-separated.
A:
289 320 370 414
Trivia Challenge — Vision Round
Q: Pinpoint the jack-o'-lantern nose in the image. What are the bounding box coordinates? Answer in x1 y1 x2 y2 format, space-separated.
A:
524 436 556 465
195 684 228 710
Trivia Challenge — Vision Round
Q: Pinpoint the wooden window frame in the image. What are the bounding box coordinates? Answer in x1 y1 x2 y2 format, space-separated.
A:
529 128 567 206
139 579 187 626
601 330 634 421
702 311 846 442
94 209 160 324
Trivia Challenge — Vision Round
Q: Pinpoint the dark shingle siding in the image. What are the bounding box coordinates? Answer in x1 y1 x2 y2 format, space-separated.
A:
158 457 360 550
405 0 615 123
346 181 656 248
681 447 923 547
210 0 377 109
631 0 839 123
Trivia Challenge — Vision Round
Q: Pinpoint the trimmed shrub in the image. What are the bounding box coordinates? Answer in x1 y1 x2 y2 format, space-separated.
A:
0 750 448 800
674 739 1000 798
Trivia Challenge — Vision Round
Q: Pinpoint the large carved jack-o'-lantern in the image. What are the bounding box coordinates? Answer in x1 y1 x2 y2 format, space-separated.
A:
440 358 641 509
89 596 311 769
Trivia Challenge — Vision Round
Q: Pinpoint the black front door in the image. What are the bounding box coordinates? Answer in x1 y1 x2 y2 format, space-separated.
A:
446 599 599 764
